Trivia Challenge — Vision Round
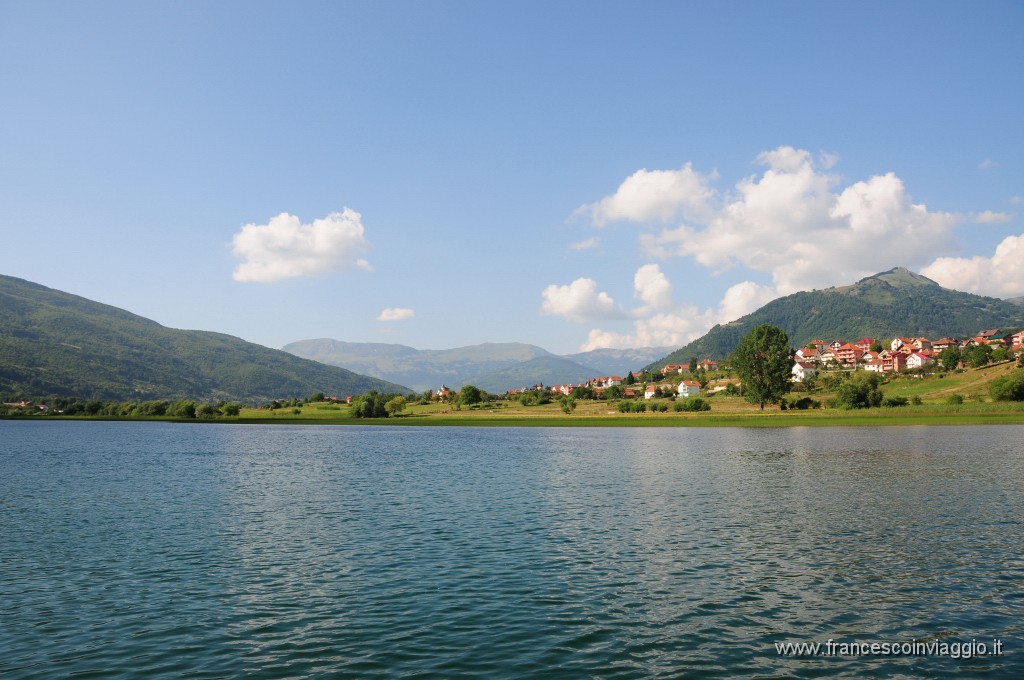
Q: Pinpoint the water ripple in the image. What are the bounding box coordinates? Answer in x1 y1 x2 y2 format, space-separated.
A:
1 422 1022 678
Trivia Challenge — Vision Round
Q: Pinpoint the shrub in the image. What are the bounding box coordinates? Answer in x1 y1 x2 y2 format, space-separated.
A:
787 396 821 410
834 372 884 409
946 394 964 405
989 369 1024 402
674 397 711 412
881 396 909 408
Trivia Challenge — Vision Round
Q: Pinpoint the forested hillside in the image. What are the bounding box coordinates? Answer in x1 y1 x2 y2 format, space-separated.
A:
650 268 1024 369
0 275 407 401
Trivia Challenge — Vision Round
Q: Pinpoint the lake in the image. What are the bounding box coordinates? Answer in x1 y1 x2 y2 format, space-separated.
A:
1 422 1020 678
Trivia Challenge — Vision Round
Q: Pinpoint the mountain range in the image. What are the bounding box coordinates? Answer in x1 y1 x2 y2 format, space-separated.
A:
281 340 673 393
5 267 1023 402
649 268 1024 370
0 275 408 402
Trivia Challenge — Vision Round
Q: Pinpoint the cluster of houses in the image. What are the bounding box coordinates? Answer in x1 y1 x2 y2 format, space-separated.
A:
429 328 1024 402
791 328 1024 382
505 369 708 401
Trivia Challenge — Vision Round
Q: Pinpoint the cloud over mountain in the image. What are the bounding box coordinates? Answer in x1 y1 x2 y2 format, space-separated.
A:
634 147 958 295
232 209 372 282
553 146 1023 351
921 233 1024 298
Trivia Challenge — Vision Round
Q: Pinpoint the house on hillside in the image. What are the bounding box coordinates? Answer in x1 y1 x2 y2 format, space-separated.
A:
906 352 933 370
864 359 885 373
697 359 719 372
854 337 878 351
660 363 688 375
677 380 701 398
882 352 908 373
891 337 914 352
932 337 958 351
795 346 819 362
818 349 838 365
791 362 817 382
836 343 865 365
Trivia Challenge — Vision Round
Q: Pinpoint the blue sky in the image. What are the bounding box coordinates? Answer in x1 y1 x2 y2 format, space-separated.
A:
1 1 1022 354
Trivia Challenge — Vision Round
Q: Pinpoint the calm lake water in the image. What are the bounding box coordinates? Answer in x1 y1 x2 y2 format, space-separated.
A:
1 422 1021 678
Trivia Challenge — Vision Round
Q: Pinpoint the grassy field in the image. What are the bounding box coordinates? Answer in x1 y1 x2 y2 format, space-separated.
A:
230 362 1024 427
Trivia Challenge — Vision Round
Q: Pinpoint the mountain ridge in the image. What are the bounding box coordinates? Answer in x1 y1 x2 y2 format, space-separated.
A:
0 274 408 402
282 340 673 393
648 267 1024 370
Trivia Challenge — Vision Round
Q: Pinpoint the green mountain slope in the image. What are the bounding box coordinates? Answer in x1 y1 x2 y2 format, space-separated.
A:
649 268 1024 369
0 275 408 401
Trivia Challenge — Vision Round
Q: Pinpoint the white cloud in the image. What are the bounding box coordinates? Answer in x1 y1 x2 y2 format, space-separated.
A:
540 278 623 322
232 209 371 282
578 163 715 226
629 148 958 294
921 233 1024 298
978 158 999 170
715 281 779 324
973 210 1013 224
577 267 779 351
378 307 415 321
1011 196 1022 206
580 307 713 351
570 237 601 251
633 263 673 312
817 150 840 169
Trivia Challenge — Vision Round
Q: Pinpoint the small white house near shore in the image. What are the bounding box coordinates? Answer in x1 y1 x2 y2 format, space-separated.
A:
677 380 701 398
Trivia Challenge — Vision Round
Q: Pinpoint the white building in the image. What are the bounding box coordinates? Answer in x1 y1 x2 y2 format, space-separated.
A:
677 380 701 398
791 362 818 382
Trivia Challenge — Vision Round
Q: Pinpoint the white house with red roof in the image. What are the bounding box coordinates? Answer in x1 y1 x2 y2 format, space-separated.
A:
791 362 818 382
677 380 701 398
906 352 933 370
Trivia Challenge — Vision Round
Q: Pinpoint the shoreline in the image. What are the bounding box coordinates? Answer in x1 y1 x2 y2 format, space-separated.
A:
7 409 1024 428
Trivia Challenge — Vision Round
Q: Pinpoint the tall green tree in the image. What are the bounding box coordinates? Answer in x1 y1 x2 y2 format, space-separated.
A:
732 324 792 410
457 385 483 406
385 395 407 416
937 346 961 371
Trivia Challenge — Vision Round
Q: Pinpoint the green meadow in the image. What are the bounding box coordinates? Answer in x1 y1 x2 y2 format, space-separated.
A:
228 362 1024 427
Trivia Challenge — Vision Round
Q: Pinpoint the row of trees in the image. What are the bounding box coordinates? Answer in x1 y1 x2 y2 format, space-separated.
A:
0 397 243 418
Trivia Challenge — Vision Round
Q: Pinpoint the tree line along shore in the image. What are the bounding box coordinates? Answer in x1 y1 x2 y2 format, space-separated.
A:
5 326 1024 426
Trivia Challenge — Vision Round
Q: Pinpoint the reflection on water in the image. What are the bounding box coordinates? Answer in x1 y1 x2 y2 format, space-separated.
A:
1 422 1021 678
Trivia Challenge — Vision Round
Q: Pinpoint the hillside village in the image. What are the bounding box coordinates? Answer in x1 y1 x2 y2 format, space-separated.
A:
466 327 1024 402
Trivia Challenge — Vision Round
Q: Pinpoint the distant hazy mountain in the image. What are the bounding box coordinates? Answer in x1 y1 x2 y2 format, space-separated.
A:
283 339 608 393
1009 296 1024 308
648 267 1024 370
566 347 675 376
0 274 408 402
464 356 604 393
